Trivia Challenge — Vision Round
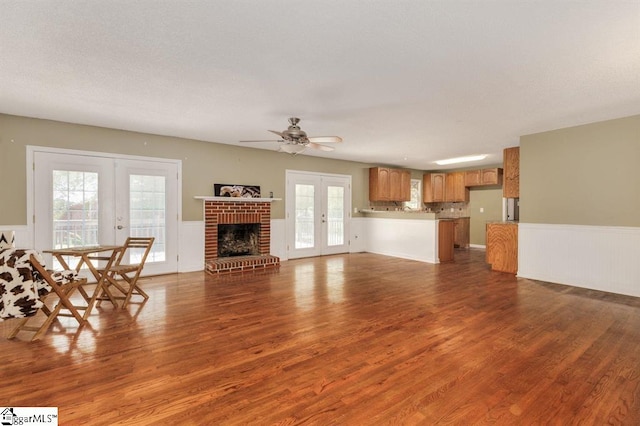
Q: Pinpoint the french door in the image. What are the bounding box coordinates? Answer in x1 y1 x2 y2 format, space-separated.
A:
286 170 351 259
33 150 179 276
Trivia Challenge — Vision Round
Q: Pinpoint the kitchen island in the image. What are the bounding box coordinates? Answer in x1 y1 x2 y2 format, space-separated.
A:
360 209 461 263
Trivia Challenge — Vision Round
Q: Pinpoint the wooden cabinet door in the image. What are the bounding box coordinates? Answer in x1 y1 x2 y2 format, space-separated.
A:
444 173 456 202
481 168 503 185
369 167 390 201
454 217 470 248
432 173 445 202
464 170 481 186
465 168 503 187
371 167 411 202
389 168 402 201
424 173 446 203
445 172 469 202
400 170 411 201
486 223 518 273
503 147 520 198
454 173 469 202
438 220 455 262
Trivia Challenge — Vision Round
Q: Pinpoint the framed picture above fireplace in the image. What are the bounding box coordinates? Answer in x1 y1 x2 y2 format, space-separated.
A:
214 183 261 198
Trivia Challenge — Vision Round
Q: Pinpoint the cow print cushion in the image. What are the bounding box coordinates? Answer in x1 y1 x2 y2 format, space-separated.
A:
0 248 79 320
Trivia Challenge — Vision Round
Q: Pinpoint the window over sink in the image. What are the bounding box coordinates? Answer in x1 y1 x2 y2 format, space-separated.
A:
404 179 422 210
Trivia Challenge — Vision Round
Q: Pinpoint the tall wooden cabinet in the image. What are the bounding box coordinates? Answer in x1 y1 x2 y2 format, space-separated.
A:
503 147 520 198
369 167 411 201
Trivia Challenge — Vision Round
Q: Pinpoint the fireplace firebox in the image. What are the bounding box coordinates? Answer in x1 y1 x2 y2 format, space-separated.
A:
218 223 260 257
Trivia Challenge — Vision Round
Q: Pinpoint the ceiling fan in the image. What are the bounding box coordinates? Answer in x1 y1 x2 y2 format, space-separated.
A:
240 117 342 154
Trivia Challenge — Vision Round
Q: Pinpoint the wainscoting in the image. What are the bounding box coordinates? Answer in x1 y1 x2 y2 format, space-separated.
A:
364 217 438 263
518 223 640 297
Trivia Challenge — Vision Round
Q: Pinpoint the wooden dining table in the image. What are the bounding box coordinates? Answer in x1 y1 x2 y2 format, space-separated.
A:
44 245 123 319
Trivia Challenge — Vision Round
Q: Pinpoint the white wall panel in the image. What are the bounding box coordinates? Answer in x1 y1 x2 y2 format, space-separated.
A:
270 218 287 261
364 218 437 263
178 221 204 272
519 223 640 297
0 225 30 248
349 217 367 253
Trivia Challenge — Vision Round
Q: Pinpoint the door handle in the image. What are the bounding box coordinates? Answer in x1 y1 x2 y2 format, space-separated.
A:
116 225 126 230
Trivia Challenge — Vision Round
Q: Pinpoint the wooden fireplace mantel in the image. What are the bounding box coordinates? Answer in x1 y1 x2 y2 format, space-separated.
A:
194 196 282 202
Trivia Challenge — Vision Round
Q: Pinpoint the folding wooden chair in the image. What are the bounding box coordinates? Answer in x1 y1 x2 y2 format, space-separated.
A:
98 237 154 309
8 254 87 341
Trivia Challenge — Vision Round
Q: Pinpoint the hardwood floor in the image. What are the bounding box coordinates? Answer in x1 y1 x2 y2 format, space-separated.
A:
2 249 640 425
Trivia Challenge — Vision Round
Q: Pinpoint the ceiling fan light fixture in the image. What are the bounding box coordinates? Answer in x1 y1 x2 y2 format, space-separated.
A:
435 154 487 165
279 143 307 155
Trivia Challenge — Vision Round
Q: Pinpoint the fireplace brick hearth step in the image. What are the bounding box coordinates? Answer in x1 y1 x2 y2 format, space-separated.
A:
205 255 280 275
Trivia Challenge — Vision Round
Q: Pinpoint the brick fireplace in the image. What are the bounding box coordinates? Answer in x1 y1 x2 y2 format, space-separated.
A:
203 199 280 274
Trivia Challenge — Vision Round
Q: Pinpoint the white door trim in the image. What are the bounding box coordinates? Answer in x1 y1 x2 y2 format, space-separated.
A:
285 169 352 259
26 145 182 273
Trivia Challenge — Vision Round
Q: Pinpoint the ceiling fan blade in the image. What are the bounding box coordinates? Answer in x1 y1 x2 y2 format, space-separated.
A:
308 142 335 152
239 139 282 143
308 136 342 143
268 130 287 138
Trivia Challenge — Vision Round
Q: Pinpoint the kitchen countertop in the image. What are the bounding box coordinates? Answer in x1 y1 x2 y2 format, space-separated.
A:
359 210 472 220
359 209 437 219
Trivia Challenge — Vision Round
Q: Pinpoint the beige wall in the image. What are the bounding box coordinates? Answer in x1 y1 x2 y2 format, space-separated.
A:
468 187 503 245
520 114 640 227
0 114 376 224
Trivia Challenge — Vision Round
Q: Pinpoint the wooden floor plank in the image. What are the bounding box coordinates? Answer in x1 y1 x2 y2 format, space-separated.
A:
2 249 640 425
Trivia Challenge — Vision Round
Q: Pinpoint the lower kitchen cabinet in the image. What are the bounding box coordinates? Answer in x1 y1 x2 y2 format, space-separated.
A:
438 220 455 262
486 222 518 273
454 217 470 249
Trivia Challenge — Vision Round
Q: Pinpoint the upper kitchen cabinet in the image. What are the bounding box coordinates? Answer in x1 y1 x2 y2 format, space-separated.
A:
464 168 503 187
390 168 411 201
503 147 520 198
444 172 469 202
423 173 446 203
369 167 411 201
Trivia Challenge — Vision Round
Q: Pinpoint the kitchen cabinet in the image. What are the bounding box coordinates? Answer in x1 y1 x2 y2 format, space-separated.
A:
464 168 503 187
401 169 411 200
438 220 455 262
486 222 518 273
423 173 446 203
369 167 410 201
389 168 411 201
503 147 520 198
445 172 469 202
454 217 470 249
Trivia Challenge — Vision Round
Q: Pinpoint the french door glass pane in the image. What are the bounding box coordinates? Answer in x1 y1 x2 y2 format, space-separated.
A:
327 186 344 246
52 170 99 269
295 184 315 249
130 174 166 262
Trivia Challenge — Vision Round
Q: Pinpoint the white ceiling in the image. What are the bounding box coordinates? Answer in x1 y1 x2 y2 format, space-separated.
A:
1 1 639 170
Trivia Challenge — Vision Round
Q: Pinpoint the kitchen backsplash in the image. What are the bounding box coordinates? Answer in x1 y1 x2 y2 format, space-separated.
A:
431 202 470 218
368 201 470 217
